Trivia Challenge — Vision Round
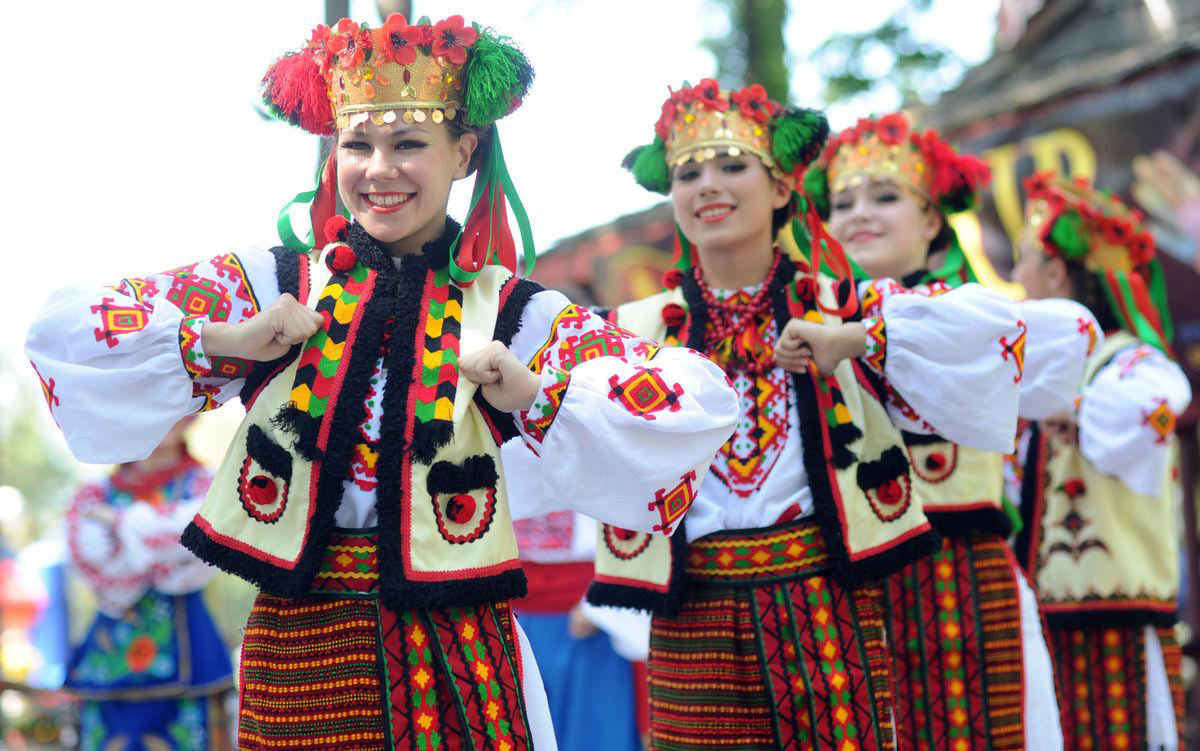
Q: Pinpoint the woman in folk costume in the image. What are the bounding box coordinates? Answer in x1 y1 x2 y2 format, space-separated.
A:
804 113 1101 751
582 79 1030 751
25 15 738 751
511 511 650 751
1011 172 1190 751
63 418 233 751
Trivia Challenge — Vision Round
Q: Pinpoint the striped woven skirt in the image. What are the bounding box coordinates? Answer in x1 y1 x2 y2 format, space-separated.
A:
237 529 535 751
1046 622 1185 751
882 533 1034 751
648 519 896 751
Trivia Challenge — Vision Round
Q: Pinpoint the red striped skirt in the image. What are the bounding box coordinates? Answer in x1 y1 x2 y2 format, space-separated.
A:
648 519 896 751
237 529 532 751
882 533 1027 751
1046 622 1185 751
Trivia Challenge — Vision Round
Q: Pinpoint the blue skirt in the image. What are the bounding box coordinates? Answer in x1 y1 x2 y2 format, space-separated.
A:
516 612 642 751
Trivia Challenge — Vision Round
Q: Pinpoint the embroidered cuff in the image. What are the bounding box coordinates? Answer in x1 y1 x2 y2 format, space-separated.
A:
862 317 887 375
520 367 570 445
179 315 213 380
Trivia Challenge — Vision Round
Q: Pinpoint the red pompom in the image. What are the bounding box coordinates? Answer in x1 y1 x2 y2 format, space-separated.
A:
662 269 684 289
323 215 350 243
661 302 687 328
262 51 334 136
794 277 817 301
446 493 477 524
326 243 357 273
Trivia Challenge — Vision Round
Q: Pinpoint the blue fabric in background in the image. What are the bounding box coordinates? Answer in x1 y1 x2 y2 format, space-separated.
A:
517 612 642 751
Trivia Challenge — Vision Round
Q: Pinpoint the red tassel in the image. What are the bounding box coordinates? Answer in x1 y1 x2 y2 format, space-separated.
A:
310 154 339 248
262 51 333 136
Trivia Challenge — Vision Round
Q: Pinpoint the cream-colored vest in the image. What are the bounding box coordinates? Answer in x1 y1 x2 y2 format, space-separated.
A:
590 280 937 612
188 253 523 603
1033 331 1179 623
905 440 1008 534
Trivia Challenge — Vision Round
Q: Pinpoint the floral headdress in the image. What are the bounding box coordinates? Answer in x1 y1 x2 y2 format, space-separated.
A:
624 80 863 316
262 14 535 285
1022 171 1173 353
802 113 991 287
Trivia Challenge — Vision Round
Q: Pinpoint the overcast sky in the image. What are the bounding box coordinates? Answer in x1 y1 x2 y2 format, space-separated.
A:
1 0 999 457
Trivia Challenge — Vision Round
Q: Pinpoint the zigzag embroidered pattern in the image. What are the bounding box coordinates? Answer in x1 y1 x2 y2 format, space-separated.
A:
290 264 374 430
414 266 464 427
686 520 827 582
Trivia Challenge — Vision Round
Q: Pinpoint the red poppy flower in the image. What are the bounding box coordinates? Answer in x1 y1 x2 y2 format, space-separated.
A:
330 19 368 71
655 98 677 140
1102 217 1134 246
876 113 909 146
381 13 423 65
694 78 728 111
432 15 478 65
661 302 687 327
125 635 157 673
731 84 772 124
1024 171 1053 199
1128 232 1155 266
672 86 697 106
306 24 333 75
662 269 685 289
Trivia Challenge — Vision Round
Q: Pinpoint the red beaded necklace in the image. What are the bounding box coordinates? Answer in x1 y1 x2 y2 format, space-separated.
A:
694 252 782 375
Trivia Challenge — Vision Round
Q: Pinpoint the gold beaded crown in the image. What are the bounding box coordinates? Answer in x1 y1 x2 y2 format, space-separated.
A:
812 113 989 212
624 79 828 196
262 14 532 136
660 80 780 174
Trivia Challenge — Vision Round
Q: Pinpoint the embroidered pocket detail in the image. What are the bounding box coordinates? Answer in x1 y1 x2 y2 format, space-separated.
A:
238 425 292 524
602 525 653 560
907 442 959 484
427 455 499 545
856 446 912 522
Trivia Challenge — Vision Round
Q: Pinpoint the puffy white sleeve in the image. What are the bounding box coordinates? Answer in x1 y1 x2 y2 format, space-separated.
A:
25 249 293 463
858 279 1024 452
1016 299 1102 419
1078 345 1191 496
503 290 739 535
66 482 216 618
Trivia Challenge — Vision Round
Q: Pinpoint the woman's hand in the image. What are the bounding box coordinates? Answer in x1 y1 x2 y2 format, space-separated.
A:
459 341 541 412
775 320 866 375
202 293 324 361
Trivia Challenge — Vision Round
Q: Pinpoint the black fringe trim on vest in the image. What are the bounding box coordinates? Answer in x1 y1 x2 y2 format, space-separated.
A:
1013 423 1044 571
1044 607 1178 630
586 518 691 617
926 508 1013 539
495 277 543 347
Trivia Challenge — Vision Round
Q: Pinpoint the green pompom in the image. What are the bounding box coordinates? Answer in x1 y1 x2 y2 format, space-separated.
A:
463 31 534 126
770 107 830 173
622 138 670 194
1048 209 1090 260
802 166 831 219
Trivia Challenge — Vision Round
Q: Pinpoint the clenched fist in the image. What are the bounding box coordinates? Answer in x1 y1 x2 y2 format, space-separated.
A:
202 293 325 362
775 319 866 375
458 340 542 412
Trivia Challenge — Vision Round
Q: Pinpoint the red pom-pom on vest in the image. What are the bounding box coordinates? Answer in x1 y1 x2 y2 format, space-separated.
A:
662 302 687 328
326 243 357 273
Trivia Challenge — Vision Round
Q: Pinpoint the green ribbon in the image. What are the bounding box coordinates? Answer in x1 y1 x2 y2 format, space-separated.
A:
448 125 536 285
1101 269 1171 354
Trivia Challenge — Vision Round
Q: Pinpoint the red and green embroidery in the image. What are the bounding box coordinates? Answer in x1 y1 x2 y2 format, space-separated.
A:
863 317 886 374
649 470 697 535
521 368 569 443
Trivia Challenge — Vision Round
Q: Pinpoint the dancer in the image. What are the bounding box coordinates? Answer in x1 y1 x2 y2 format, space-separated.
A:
63 418 233 751
1012 171 1190 751
806 113 1100 751
26 16 737 750
585 80 1030 751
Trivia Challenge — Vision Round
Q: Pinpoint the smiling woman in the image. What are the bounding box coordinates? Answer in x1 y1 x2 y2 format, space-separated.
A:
23 12 741 751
